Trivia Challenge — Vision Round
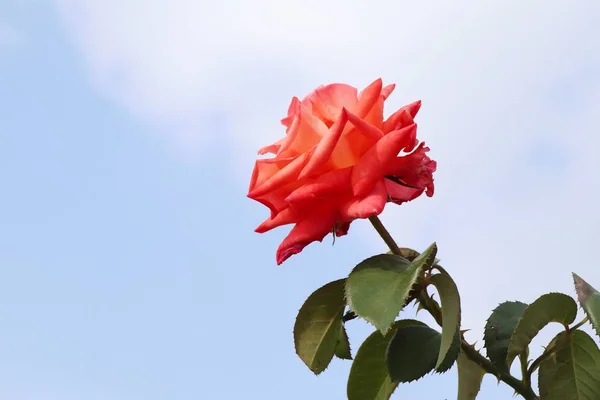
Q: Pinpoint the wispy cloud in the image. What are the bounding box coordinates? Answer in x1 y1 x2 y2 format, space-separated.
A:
53 0 600 344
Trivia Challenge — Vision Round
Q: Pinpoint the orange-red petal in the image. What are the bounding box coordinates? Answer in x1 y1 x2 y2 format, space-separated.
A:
278 103 328 157
298 109 348 179
351 124 417 197
307 83 358 125
384 179 423 204
340 179 387 220
355 78 383 118
383 101 421 134
286 167 352 204
255 207 298 233
382 84 395 99
248 150 313 198
346 111 384 142
275 206 338 265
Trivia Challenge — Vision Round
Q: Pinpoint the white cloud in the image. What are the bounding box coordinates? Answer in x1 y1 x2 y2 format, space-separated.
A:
52 0 600 394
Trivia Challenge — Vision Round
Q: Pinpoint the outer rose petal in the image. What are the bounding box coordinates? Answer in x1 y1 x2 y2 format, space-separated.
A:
258 137 285 155
255 207 298 233
307 83 358 125
335 222 351 237
355 78 383 118
263 113 301 156
248 156 294 192
340 179 387 220
280 97 301 128
384 143 437 196
248 150 313 198
382 84 396 99
286 167 352 204
384 179 424 205
383 101 421 134
362 93 384 130
252 180 303 218
275 205 339 265
351 124 417 197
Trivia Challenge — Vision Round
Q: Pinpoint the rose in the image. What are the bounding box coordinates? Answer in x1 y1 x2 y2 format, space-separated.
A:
248 78 436 265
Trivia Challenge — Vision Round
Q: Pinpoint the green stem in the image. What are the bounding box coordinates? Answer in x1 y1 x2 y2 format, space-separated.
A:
368 215 539 400
570 316 589 331
416 291 538 399
368 216 402 255
527 344 557 381
520 351 530 386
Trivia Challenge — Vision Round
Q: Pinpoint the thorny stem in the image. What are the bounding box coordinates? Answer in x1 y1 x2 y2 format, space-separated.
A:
367 215 540 400
527 344 558 381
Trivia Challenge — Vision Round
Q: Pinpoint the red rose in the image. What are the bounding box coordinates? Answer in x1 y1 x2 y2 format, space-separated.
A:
248 79 436 264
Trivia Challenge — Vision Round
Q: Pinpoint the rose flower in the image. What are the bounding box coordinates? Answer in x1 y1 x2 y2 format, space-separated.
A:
248 79 436 265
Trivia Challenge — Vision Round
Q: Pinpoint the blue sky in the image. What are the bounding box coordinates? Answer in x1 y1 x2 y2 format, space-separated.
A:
1 1 599 399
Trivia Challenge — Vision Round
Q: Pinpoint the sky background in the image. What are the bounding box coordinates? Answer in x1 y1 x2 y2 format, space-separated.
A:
1 1 599 399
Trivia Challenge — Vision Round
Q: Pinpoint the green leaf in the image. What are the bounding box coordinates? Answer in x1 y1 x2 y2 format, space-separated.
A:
436 330 461 373
483 301 528 373
386 324 442 383
573 273 600 339
334 324 352 360
347 319 426 400
346 243 437 333
389 247 441 265
396 248 419 261
538 330 600 400
457 350 486 400
294 279 346 374
430 273 461 371
507 292 577 367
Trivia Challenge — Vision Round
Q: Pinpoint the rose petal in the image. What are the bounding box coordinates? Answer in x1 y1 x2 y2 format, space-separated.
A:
280 96 301 128
307 83 358 125
248 156 293 192
384 143 437 197
258 138 285 155
255 207 298 233
275 205 339 265
298 109 348 179
248 150 313 198
252 180 304 218
287 167 352 204
382 84 396 99
363 94 385 130
355 78 383 118
278 103 329 157
332 111 387 167
383 101 421 133
346 111 384 142
340 179 387 220
335 222 351 237
384 179 424 205
351 124 417 197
